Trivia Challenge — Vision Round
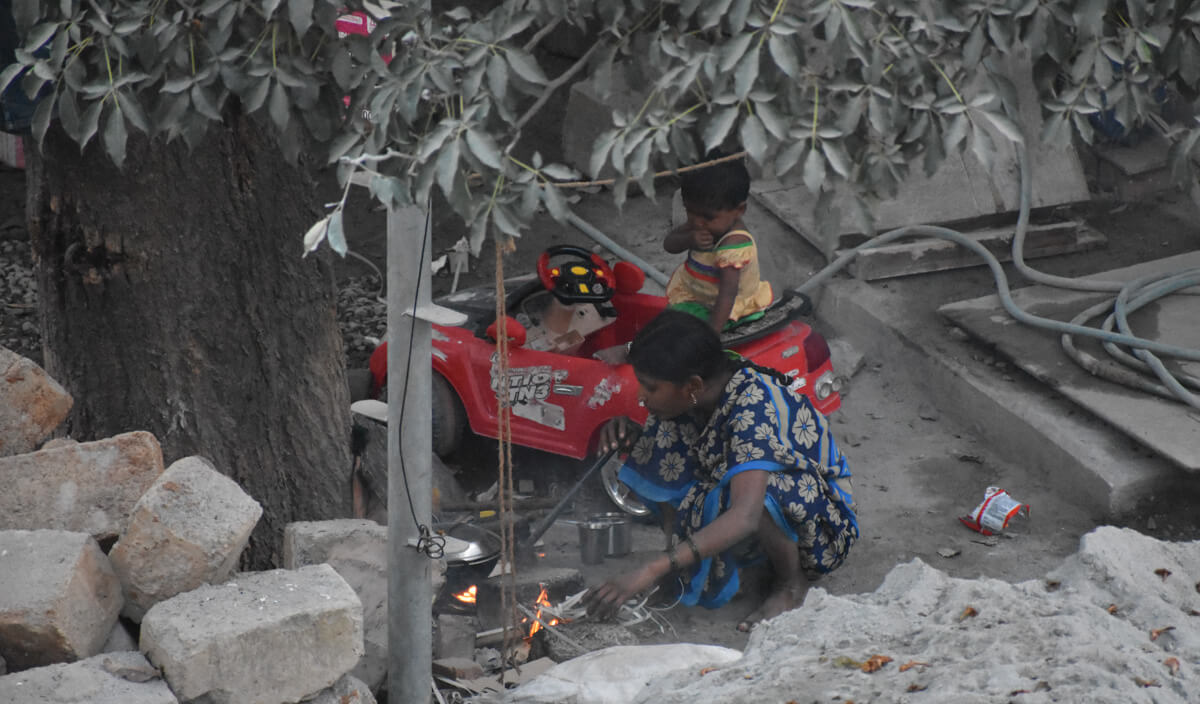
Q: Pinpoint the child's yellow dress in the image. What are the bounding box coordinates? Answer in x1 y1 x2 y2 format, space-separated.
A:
665 230 774 325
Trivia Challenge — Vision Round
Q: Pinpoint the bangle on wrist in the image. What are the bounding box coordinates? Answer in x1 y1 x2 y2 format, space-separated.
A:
684 535 702 565
665 546 680 574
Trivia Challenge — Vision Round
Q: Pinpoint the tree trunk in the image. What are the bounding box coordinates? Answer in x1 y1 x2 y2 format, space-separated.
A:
25 113 350 568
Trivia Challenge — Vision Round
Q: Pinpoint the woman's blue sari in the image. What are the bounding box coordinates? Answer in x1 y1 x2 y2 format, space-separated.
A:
618 365 858 608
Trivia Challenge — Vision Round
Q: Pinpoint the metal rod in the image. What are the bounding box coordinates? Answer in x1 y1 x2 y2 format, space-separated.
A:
567 213 670 287
519 449 617 552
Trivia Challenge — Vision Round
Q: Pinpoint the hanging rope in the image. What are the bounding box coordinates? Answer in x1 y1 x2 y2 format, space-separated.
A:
492 235 521 683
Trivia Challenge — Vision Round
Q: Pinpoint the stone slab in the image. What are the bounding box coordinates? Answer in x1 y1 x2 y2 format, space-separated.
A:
0 530 123 671
753 49 1090 259
109 456 262 622
838 221 1106 281
140 564 363 704
939 251 1200 473
0 348 73 457
0 651 177 704
0 431 164 540
282 519 388 692
817 276 1183 516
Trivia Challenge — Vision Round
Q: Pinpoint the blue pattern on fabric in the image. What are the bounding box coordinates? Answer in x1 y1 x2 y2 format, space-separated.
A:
620 366 858 608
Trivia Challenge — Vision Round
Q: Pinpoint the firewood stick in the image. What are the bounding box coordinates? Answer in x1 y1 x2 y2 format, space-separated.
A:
515 604 588 653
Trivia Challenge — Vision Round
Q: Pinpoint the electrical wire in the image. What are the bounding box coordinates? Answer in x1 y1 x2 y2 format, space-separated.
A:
395 204 446 560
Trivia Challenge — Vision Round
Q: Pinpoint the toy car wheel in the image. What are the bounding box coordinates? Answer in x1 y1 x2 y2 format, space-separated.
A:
600 454 650 517
431 374 466 459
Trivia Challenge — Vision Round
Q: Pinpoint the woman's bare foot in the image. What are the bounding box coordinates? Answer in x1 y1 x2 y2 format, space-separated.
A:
736 582 808 632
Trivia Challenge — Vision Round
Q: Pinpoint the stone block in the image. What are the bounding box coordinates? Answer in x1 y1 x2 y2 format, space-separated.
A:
109 456 262 622
0 431 164 541
433 656 484 680
140 564 364 704
0 651 177 703
283 519 388 692
435 613 479 660
0 348 73 457
0 530 123 671
304 674 377 704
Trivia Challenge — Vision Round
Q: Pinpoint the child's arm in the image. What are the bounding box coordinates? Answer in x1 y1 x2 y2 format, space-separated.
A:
710 231 752 332
664 224 712 253
711 265 740 333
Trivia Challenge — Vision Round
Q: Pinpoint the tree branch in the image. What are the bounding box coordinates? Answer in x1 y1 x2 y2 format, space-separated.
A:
512 39 605 132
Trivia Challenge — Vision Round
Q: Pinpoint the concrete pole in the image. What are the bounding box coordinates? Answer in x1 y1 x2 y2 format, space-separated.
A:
387 203 432 704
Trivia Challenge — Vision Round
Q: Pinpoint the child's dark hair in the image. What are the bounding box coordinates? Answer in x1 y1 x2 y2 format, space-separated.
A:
679 149 750 211
628 310 790 386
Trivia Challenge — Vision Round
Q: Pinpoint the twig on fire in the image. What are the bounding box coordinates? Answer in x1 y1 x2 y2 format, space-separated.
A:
516 603 589 652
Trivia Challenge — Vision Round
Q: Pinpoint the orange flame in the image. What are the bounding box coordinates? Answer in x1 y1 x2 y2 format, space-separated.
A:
453 585 477 604
526 585 558 638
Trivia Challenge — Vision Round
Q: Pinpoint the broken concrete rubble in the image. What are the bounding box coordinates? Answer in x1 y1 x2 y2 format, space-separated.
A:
0 651 178 704
0 347 72 457
0 430 164 541
282 519 389 693
109 455 263 622
614 526 1198 703
0 529 123 671
304 673 377 704
139 564 364 704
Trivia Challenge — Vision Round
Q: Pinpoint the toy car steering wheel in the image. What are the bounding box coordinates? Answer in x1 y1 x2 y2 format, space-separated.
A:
536 245 616 304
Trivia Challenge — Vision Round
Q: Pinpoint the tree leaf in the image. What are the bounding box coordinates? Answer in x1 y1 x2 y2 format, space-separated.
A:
78 99 103 151
768 33 801 79
268 80 289 130
326 209 347 256
31 90 55 148
739 114 768 165
504 48 546 84
465 128 503 169
0 63 25 96
775 140 805 176
541 182 568 221
821 139 852 178
977 109 1024 145
302 215 331 254
589 128 618 178
702 106 738 152
58 89 80 142
243 77 271 112
969 121 995 173
803 145 825 193
436 135 461 199
102 101 128 169
719 33 753 73
540 163 580 180
734 44 760 100
287 0 313 36
487 55 508 102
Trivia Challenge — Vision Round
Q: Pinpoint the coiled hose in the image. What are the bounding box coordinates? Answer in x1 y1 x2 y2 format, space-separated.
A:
794 137 1200 409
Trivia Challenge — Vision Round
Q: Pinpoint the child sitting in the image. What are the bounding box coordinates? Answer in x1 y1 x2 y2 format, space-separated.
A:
664 151 773 333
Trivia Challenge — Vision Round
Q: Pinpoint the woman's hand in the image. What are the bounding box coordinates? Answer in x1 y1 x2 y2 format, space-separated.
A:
597 416 640 456
583 560 666 620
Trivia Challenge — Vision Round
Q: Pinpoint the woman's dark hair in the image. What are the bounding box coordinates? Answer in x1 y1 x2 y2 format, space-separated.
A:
628 310 724 384
628 310 791 386
679 149 750 211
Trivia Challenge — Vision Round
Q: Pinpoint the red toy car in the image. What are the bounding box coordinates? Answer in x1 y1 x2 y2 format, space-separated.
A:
369 245 841 515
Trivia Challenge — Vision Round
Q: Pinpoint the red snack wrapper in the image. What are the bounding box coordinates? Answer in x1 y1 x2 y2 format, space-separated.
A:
959 486 1030 536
